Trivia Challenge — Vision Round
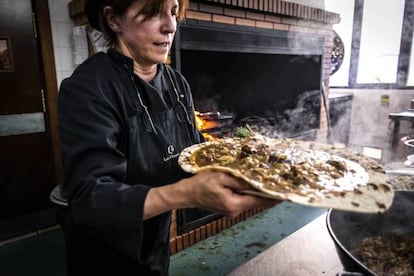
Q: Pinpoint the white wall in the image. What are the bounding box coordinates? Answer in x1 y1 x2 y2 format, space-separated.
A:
48 0 78 88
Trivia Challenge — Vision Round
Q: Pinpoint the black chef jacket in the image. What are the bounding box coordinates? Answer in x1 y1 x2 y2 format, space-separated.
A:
58 49 203 275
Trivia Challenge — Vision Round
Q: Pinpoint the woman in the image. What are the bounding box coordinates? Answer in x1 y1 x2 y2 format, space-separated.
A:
58 0 278 275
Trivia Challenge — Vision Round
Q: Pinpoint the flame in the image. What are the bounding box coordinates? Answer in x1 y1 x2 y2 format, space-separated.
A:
194 111 221 130
194 111 204 130
194 111 219 141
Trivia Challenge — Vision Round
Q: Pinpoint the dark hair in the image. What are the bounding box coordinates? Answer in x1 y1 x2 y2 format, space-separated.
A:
92 0 188 46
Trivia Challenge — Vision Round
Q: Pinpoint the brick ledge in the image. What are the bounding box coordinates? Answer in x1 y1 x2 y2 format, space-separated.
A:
196 0 340 24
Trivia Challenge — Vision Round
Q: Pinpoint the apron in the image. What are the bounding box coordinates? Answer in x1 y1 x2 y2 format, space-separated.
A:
126 65 199 187
124 66 201 273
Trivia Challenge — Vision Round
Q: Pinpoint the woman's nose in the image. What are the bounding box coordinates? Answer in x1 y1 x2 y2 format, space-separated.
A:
161 14 177 34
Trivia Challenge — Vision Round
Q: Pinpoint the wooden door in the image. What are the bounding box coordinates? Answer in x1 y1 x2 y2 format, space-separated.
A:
0 0 56 220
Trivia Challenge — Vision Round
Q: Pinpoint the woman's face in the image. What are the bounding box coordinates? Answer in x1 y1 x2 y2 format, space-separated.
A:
113 0 179 67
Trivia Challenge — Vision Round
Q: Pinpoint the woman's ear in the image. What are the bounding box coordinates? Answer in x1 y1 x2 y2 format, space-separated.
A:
103 6 121 33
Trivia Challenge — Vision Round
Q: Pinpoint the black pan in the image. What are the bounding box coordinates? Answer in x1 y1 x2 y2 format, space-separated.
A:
326 191 414 275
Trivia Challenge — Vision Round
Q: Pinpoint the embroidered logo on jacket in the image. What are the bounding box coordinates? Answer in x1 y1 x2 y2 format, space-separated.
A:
163 144 179 162
168 145 175 155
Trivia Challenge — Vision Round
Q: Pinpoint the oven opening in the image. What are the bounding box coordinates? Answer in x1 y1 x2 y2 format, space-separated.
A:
182 50 322 139
174 20 324 235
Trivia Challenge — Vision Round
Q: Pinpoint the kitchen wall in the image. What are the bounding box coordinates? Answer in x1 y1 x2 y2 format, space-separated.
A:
331 88 414 163
48 0 82 87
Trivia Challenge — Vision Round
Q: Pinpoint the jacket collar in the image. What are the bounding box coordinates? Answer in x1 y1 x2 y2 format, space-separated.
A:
107 48 135 74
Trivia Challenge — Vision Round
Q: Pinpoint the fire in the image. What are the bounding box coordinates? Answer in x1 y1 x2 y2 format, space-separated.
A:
194 111 221 130
194 111 219 141
194 111 204 130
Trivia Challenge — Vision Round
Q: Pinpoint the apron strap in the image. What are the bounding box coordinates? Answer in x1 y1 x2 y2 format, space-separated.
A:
163 64 185 107
163 64 197 141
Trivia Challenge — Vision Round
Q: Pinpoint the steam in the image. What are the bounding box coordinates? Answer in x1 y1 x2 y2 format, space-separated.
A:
265 89 321 138
191 73 233 116
194 87 322 140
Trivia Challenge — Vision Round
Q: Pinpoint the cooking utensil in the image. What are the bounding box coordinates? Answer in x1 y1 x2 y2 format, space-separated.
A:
198 111 233 121
326 191 414 275
197 111 234 132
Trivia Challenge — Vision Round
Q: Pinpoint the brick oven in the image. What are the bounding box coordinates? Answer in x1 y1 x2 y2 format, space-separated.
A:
176 21 324 140
168 0 339 254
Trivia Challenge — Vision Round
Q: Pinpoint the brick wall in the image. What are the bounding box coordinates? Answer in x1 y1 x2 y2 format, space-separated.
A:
169 207 267 254
169 0 339 255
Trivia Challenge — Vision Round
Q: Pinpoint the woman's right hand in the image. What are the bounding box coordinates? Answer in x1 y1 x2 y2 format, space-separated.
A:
143 171 281 220
182 171 280 218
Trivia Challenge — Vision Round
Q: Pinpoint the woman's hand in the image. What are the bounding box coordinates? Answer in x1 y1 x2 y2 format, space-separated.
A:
182 171 280 218
143 171 281 220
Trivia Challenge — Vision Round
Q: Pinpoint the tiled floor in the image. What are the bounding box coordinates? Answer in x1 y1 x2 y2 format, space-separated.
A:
0 202 326 276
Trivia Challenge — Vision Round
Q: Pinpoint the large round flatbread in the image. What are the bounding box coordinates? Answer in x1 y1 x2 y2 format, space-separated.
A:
179 135 394 213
